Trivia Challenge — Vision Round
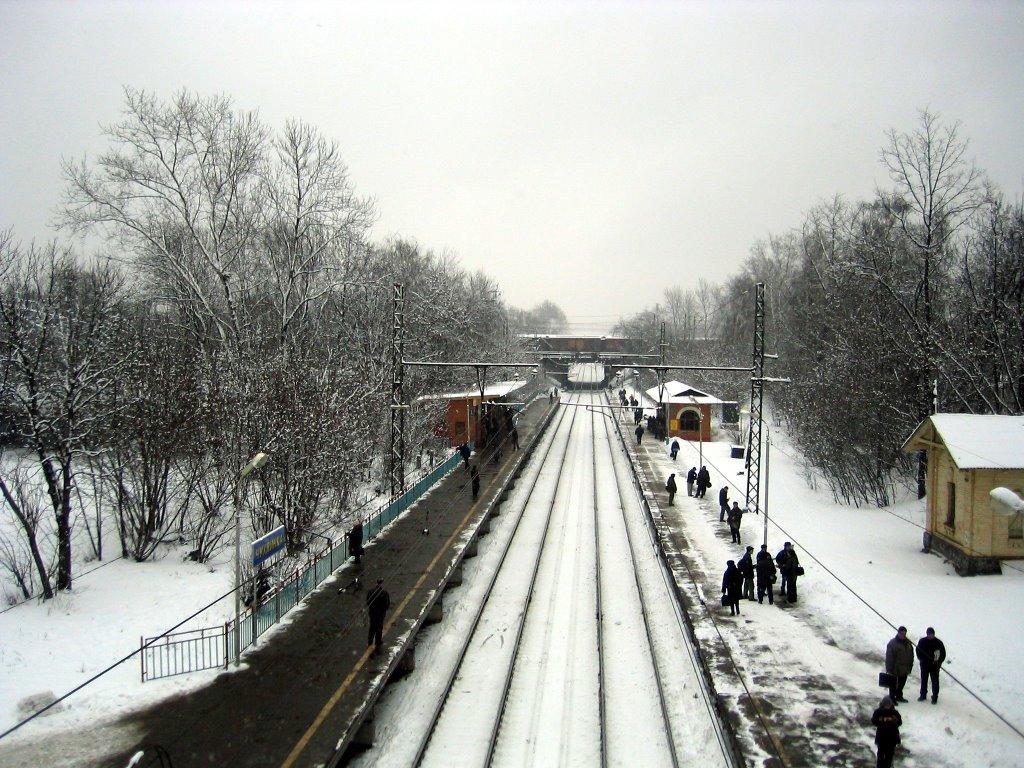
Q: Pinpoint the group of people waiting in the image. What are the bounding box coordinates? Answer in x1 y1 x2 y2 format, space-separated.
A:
721 541 802 614
872 626 947 767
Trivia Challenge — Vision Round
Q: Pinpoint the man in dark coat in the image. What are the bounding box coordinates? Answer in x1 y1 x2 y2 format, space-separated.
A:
775 542 793 599
695 466 711 498
871 695 902 768
471 464 481 500
727 502 743 544
738 545 755 600
666 473 677 506
670 439 680 461
722 560 743 615
511 425 520 451
347 521 364 565
755 545 776 604
686 467 697 496
782 544 798 606
916 627 946 703
718 486 729 521
634 407 643 425
366 578 391 654
459 442 471 470
885 626 915 704
635 424 644 444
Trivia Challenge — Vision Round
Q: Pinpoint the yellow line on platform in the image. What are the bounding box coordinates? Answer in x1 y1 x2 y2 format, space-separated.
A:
280 471 499 768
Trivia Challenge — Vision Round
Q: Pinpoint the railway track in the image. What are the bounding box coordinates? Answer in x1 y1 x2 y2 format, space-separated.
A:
364 390 735 768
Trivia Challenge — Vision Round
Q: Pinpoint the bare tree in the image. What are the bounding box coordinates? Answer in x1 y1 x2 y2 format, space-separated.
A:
880 110 984 495
0 236 129 591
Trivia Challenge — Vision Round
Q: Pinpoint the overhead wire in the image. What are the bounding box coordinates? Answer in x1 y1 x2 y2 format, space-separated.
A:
672 430 1024 743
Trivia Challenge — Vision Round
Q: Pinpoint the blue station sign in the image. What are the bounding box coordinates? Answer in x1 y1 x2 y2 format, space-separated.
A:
252 525 286 567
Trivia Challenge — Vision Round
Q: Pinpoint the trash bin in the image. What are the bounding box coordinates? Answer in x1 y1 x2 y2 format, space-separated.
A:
730 445 745 459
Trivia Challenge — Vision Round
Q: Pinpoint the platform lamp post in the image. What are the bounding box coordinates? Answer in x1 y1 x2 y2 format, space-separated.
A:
234 450 270 666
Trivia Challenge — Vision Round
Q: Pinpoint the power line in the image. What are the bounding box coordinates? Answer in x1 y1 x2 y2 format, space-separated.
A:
673 436 1024 743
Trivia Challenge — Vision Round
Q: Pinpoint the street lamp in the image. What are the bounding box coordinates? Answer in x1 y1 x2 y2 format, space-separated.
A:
234 450 270 666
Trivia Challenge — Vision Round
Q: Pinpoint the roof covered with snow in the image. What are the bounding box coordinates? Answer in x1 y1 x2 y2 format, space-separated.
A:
645 380 723 405
418 380 529 402
903 414 1024 469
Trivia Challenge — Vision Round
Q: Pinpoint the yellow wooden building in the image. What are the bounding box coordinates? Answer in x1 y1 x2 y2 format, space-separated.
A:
902 414 1024 575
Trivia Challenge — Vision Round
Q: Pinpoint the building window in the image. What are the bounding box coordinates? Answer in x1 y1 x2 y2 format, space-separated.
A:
680 409 700 432
1009 515 1023 540
945 482 956 528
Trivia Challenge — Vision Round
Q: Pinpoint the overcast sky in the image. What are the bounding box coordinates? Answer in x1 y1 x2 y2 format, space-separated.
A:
1 1 1022 329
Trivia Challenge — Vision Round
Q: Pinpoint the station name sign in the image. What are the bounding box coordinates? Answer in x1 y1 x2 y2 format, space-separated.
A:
252 525 286 567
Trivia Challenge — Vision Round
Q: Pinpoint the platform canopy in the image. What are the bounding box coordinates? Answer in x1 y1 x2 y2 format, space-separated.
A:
902 414 1024 470
644 380 723 405
417 379 529 402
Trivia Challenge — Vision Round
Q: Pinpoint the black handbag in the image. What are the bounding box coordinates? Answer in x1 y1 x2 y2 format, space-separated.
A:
795 566 805 576
878 672 896 688
720 594 729 606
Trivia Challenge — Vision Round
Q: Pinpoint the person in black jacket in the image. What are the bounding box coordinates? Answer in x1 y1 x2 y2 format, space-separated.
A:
635 423 644 444
695 466 711 498
755 545 776 604
727 502 744 544
916 627 947 703
511 425 520 450
366 578 391 654
686 467 697 497
738 545 755 600
666 473 677 506
871 695 902 768
347 521 364 565
471 464 480 500
718 486 729 521
459 442 471 469
722 560 743 615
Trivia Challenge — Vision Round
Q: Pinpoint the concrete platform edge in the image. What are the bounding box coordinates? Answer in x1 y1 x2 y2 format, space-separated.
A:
325 400 560 765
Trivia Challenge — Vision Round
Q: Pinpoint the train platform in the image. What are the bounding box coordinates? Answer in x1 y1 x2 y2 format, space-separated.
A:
110 396 559 768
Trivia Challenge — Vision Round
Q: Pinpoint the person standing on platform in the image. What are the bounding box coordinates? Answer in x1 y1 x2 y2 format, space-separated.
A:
670 438 680 461
738 545 755 600
635 423 644 445
459 442 471 470
696 465 711 498
776 542 791 598
471 464 480 500
511 425 520 451
722 560 743 615
885 626 915 704
916 627 946 704
755 545 776 604
366 578 391 654
871 696 902 768
727 502 744 544
719 486 729 521
686 467 697 496
666 473 677 506
348 521 364 565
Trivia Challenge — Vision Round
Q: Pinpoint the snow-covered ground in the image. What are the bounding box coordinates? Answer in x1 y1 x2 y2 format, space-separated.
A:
636 410 1024 766
0 547 235 760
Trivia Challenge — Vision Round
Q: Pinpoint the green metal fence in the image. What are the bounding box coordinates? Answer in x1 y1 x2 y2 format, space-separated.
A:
144 449 463 680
